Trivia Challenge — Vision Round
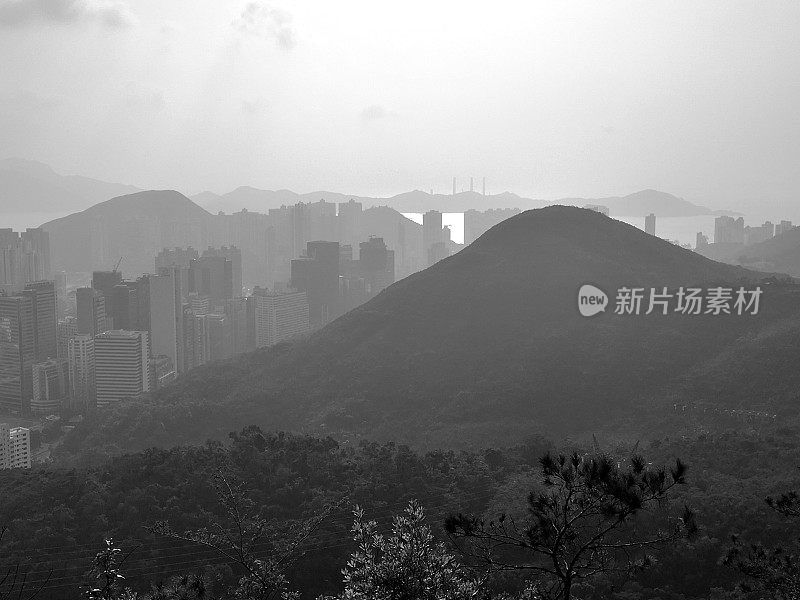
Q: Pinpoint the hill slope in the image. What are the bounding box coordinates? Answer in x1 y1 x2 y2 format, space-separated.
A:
61 206 800 462
42 190 213 274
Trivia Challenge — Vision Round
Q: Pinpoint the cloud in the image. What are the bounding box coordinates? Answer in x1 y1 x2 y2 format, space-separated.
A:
0 0 135 29
233 2 295 50
360 104 392 121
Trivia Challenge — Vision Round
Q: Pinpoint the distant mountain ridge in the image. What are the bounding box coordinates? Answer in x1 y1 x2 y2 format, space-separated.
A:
0 158 139 218
0 158 735 221
61 206 800 463
194 186 735 218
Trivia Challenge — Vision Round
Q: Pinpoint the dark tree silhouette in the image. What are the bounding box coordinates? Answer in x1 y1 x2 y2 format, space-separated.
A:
445 452 695 600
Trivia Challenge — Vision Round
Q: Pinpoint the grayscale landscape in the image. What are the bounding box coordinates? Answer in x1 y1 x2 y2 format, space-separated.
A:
2 2 800 599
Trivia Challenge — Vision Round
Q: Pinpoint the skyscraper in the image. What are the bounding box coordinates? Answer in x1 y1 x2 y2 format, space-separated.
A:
0 281 57 414
290 202 311 259
57 316 78 362
92 270 122 328
94 330 151 407
645 213 657 236
337 200 363 258
155 247 199 271
423 210 444 267
714 216 745 244
55 271 67 318
291 241 340 327
0 293 35 413
68 334 95 412
309 199 337 244
189 255 233 303
358 237 395 295
202 246 243 298
252 287 309 348
91 270 123 297
0 424 31 469
76 287 107 337
110 284 138 330
223 297 251 355
18 281 57 363
0 228 51 293
31 358 67 414
149 268 184 374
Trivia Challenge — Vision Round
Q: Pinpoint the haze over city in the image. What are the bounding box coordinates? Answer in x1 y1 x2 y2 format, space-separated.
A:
5 3 800 600
2 1 800 216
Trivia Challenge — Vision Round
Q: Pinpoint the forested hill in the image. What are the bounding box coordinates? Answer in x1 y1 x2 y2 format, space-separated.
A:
61 207 800 462
6 427 800 599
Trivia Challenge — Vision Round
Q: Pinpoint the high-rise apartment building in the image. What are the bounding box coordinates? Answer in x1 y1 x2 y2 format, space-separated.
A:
0 281 57 414
358 237 395 295
309 200 337 243
291 241 340 327
149 268 185 374
94 330 151 407
55 270 67 318
31 358 67 414
155 247 199 271
338 199 363 258
645 213 657 236
68 334 95 412
0 293 34 413
291 202 311 259
252 287 309 348
422 210 448 267
76 287 107 336
463 209 521 246
91 270 122 328
25 280 57 362
0 228 51 293
744 221 775 246
57 317 78 362
776 220 794 236
0 424 31 469
202 246 243 298
189 255 233 302
714 216 745 244
223 297 251 355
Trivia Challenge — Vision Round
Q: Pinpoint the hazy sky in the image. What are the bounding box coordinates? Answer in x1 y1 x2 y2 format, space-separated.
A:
1 1 799 214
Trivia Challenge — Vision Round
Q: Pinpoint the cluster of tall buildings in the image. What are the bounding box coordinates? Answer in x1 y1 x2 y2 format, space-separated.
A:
66 196 447 290
0 219 405 422
2 199 517 430
422 210 452 268
464 208 522 245
0 277 60 415
712 216 794 246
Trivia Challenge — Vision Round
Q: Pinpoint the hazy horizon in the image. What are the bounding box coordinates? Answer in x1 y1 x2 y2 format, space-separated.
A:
2 1 800 217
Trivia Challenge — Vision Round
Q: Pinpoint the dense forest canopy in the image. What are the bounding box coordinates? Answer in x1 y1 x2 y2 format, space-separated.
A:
3 425 800 599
